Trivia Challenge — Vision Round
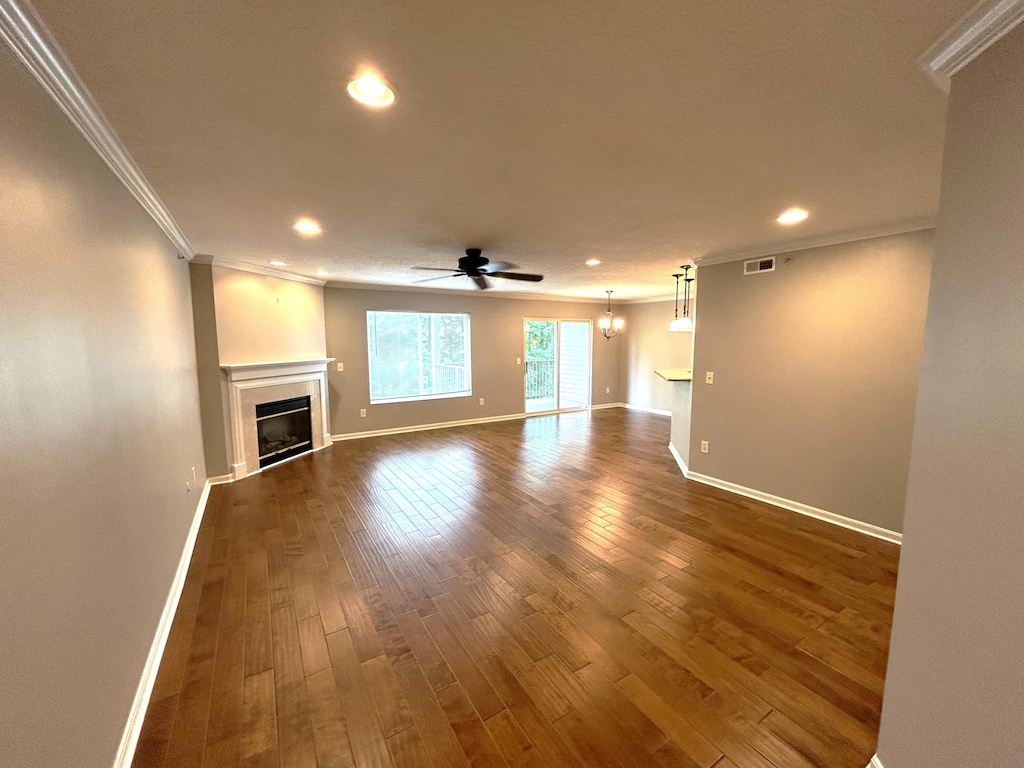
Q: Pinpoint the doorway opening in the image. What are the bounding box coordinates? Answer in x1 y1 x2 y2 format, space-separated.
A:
524 319 592 414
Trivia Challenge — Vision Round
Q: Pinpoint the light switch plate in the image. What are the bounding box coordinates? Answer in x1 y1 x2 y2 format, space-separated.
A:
516 357 522 365
705 371 715 384
359 408 366 418
701 440 709 454
337 362 344 372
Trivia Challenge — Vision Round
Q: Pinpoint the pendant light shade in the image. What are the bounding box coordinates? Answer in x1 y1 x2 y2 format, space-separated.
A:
670 264 695 332
669 315 694 333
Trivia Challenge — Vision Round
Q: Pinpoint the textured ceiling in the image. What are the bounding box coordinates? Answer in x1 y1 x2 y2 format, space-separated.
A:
33 0 972 299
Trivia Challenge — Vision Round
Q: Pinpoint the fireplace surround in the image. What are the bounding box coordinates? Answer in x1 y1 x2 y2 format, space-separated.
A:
221 358 334 479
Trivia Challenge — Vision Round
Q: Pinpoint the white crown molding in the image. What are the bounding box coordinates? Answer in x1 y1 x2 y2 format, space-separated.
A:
621 294 680 305
695 219 936 268
918 0 1024 92
325 279 619 304
327 279 683 305
0 0 196 260
113 478 212 767
211 257 327 286
684 470 903 545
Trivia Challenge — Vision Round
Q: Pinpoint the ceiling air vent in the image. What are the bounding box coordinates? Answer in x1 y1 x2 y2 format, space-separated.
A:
744 256 776 275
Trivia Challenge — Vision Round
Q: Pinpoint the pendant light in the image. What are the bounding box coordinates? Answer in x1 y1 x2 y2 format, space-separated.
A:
599 290 625 339
669 264 694 332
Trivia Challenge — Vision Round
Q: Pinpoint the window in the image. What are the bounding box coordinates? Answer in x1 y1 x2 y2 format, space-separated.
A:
367 311 472 403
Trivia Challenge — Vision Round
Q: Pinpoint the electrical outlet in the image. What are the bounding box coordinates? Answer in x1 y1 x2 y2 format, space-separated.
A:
605 387 611 394
359 408 366 418
701 440 709 454
479 398 485 406
516 357 522 365
337 362 344 372
705 371 715 384
186 481 192 494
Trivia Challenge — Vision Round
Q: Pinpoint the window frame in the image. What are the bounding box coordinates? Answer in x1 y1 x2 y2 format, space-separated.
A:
366 309 473 405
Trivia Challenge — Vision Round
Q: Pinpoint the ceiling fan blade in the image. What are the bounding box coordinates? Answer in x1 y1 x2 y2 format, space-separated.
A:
412 266 465 272
412 274 461 284
479 261 517 274
489 271 544 282
472 275 490 290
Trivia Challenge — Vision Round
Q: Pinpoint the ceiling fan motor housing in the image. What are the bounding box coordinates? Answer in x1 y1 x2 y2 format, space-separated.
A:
459 248 487 274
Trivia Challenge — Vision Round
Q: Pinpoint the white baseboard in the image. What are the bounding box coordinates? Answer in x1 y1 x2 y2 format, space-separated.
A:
623 403 672 417
868 755 885 768
667 442 689 477
684 471 902 545
332 411 530 442
208 473 234 485
113 478 213 768
332 403 640 443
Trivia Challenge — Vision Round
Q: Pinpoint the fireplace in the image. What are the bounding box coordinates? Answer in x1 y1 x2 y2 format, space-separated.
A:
221 358 333 480
256 395 312 468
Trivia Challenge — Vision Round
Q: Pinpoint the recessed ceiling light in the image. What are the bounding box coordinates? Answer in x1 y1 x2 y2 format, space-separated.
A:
585 259 602 266
347 74 395 107
269 261 287 267
315 270 330 277
777 207 809 225
293 218 322 236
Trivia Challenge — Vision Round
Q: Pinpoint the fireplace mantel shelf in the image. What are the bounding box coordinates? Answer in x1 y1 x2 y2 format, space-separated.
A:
221 358 335 382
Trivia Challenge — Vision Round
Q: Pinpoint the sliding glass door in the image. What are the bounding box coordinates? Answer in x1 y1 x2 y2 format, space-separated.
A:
524 319 591 413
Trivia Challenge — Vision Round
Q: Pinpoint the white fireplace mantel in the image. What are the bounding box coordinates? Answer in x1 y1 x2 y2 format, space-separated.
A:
221 358 335 382
220 358 335 479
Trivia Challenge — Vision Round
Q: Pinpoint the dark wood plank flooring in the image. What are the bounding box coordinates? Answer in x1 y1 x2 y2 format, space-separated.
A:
133 408 899 768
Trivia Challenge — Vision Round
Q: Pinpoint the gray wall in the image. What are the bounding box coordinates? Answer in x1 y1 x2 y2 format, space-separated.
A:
189 262 230 476
670 381 693 467
324 287 622 435
211 265 326 364
688 230 933 533
877 26 1024 767
0 46 206 768
622 299 695 412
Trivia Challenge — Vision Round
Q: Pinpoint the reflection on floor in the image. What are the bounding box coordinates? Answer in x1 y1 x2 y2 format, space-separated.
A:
133 408 899 768
525 396 556 413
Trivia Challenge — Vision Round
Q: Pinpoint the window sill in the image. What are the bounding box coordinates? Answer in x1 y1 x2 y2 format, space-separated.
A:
369 391 473 406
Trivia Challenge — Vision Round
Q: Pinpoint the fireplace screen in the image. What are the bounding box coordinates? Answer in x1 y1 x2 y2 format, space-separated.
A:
255 395 312 468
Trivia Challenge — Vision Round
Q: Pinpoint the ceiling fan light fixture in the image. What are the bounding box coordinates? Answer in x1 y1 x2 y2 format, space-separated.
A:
347 74 395 107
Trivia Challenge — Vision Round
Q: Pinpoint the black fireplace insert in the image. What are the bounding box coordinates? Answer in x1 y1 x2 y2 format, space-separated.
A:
255 395 312 468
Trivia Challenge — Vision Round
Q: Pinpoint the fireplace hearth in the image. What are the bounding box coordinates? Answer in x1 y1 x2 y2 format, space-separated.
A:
256 395 312 468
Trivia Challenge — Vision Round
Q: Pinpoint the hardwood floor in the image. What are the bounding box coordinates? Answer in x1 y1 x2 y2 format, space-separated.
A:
133 408 899 768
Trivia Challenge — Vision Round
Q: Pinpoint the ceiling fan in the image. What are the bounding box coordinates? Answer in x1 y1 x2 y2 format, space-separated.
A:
412 248 544 290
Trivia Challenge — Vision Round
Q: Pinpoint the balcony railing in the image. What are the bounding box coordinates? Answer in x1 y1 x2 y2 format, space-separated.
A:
525 359 555 401
434 363 467 393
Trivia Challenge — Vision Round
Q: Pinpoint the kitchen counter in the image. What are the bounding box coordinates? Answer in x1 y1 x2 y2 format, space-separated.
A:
656 367 693 382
